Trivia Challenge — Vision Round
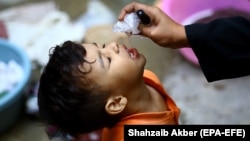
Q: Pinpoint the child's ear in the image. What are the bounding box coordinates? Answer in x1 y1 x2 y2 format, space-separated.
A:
105 96 127 115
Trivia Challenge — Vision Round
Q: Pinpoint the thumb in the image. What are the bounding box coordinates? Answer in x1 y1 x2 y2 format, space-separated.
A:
138 24 152 37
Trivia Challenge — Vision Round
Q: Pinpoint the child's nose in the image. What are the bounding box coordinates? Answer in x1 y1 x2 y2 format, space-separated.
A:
108 42 119 53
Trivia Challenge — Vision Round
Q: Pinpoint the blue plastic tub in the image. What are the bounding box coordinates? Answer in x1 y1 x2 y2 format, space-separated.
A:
0 38 31 133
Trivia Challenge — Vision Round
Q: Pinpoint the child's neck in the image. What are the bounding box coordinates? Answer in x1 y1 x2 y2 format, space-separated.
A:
145 85 169 112
121 83 168 117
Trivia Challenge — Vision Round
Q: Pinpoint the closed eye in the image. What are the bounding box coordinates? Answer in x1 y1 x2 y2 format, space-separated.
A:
107 57 111 63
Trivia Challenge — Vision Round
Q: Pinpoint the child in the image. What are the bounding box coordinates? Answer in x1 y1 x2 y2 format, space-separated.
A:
38 40 180 141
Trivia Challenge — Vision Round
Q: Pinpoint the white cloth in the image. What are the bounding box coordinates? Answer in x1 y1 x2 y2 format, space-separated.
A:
113 12 141 34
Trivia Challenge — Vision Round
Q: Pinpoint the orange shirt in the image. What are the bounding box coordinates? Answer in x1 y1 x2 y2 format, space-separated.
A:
101 70 180 141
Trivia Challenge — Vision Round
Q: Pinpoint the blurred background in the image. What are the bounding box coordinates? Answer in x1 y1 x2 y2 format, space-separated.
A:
0 0 250 141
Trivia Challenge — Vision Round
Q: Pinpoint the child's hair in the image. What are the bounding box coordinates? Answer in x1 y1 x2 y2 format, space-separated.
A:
38 41 120 137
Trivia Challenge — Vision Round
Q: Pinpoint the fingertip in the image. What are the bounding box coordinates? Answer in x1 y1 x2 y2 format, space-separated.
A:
118 2 141 21
138 24 143 31
118 10 127 21
138 24 151 36
118 15 122 21
118 15 123 21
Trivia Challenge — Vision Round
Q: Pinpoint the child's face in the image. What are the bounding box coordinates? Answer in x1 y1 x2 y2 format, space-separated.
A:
80 42 146 94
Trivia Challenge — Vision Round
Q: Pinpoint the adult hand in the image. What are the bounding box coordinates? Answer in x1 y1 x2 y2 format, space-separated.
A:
118 2 189 49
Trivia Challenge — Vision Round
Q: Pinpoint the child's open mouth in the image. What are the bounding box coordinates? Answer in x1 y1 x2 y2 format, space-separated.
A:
122 45 139 59
127 48 138 59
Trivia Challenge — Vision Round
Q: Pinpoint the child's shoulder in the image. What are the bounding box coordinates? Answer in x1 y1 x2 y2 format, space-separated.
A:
144 69 157 77
143 69 161 85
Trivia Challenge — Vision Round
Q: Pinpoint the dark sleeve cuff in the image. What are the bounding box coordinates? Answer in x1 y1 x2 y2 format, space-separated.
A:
185 17 250 82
